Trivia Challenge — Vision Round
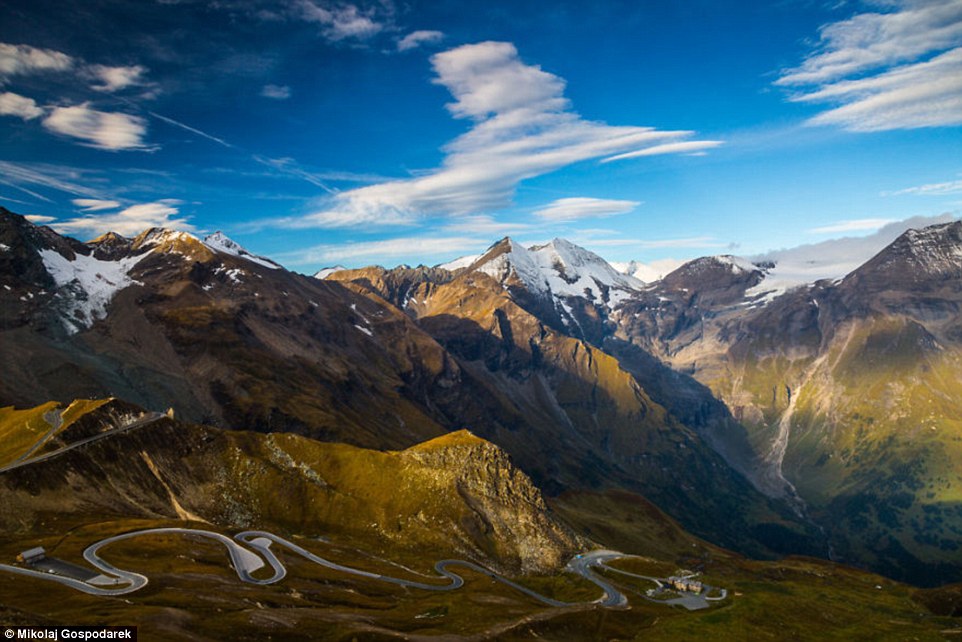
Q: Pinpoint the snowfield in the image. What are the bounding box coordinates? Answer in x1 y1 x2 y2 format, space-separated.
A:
203 231 281 270
39 249 147 333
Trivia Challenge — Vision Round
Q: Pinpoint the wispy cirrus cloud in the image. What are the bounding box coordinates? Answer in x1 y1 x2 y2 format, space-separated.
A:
534 197 639 221
0 91 43 119
777 0 962 131
291 41 719 229
52 199 193 237
887 176 962 195
277 235 484 265
43 103 151 151
291 0 388 42
24 214 56 224
601 140 723 162
0 160 108 200
807 217 897 234
397 30 444 52
72 198 122 211
439 214 531 234
148 110 232 147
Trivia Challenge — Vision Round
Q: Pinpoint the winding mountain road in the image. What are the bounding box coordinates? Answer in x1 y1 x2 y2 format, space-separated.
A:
0 527 638 607
0 412 165 474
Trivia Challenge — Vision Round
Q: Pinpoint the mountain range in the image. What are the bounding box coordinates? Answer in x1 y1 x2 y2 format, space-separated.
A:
2 205 962 637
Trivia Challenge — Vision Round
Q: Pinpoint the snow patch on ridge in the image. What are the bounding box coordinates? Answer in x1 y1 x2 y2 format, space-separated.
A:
528 239 643 307
203 231 280 270
438 254 480 271
476 239 551 295
611 258 686 284
39 249 147 333
314 265 347 279
472 237 643 313
745 214 958 303
713 255 758 274
354 324 374 337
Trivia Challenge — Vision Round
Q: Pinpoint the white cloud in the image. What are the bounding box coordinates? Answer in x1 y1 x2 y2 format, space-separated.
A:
778 1 962 86
802 48 962 130
888 176 962 195
778 0 962 131
88 64 147 92
261 84 291 99
534 197 639 221
278 235 485 265
0 161 107 200
293 0 385 41
293 41 718 229
43 103 150 150
434 41 568 119
610 258 687 283
0 42 73 78
807 217 897 234
440 214 531 234
602 140 724 162
0 91 43 119
753 213 957 290
72 198 121 211
397 30 444 52
52 199 194 237
0 194 33 206
24 214 56 224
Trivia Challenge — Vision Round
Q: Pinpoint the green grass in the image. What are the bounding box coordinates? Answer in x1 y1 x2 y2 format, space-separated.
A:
0 401 60 466
1 399 960 639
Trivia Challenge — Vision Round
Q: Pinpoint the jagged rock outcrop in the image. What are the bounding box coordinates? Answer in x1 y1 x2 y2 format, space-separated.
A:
0 403 582 574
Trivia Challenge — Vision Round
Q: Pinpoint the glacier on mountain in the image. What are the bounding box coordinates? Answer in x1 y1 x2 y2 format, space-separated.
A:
39 248 147 333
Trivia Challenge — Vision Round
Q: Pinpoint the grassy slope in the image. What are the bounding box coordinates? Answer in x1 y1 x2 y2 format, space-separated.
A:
0 517 956 640
711 315 962 584
0 400 59 466
0 400 958 639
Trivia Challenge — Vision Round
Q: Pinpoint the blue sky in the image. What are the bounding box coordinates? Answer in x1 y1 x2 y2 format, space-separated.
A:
1 0 960 271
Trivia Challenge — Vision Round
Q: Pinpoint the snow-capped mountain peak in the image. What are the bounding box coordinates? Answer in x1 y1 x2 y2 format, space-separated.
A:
877 220 962 272
133 227 199 248
470 237 642 307
841 219 962 290
203 231 243 254
528 238 642 302
314 265 347 279
202 231 281 269
473 237 550 295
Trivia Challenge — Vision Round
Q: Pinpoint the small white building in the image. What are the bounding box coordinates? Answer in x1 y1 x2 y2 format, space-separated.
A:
17 547 46 564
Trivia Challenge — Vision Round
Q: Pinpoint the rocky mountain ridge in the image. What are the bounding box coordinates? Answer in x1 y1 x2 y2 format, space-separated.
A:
339 218 962 584
612 219 962 584
0 206 811 565
5 204 962 584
